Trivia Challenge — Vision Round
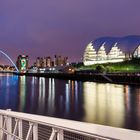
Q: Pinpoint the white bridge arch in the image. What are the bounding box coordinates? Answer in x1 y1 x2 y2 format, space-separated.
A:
0 50 19 72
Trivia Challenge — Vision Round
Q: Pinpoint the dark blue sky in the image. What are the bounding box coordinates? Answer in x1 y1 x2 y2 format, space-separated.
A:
0 0 140 64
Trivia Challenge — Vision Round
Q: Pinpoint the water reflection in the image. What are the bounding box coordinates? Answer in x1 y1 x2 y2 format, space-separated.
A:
124 86 140 130
65 83 70 115
74 81 78 113
0 74 140 130
83 82 125 127
0 74 18 110
19 76 26 112
30 77 36 111
47 78 55 115
38 77 46 114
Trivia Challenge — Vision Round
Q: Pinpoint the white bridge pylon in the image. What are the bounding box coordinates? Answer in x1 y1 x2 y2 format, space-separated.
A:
0 50 19 72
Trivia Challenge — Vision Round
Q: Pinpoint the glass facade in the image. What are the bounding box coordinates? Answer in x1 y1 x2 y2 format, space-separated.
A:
133 45 140 58
83 42 126 66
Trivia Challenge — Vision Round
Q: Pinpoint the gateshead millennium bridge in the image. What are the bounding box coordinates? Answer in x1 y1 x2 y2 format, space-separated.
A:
0 50 19 72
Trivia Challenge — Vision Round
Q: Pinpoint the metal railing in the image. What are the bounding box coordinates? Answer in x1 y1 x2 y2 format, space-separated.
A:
0 109 140 140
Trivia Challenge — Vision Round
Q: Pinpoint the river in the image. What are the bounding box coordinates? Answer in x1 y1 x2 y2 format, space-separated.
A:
0 73 140 131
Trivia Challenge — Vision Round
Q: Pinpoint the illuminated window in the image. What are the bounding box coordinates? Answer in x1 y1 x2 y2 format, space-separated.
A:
20 59 26 70
97 43 107 60
133 45 140 58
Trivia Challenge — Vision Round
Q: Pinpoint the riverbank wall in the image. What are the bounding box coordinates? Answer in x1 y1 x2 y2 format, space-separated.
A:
14 72 140 85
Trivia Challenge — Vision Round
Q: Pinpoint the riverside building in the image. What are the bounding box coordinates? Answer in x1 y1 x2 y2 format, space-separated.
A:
35 55 68 68
83 42 140 66
16 55 28 72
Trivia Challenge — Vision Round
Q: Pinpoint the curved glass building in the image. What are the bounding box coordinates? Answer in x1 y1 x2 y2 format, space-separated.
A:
83 42 140 66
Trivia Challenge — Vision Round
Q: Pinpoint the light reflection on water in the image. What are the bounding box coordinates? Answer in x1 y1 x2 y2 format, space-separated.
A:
19 76 26 111
0 73 140 130
83 82 125 127
47 78 55 115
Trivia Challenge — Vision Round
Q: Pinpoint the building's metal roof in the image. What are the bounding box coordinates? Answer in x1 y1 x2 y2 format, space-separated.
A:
91 36 140 54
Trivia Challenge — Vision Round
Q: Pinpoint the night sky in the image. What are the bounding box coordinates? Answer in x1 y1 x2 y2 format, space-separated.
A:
0 0 140 65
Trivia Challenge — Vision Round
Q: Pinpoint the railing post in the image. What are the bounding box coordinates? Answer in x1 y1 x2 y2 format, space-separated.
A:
49 128 64 140
12 119 18 139
6 109 12 140
26 122 33 140
18 119 23 139
49 128 57 140
57 129 64 140
33 123 38 140
0 115 3 139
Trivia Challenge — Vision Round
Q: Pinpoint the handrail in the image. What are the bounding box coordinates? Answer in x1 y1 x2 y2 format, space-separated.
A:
0 109 140 140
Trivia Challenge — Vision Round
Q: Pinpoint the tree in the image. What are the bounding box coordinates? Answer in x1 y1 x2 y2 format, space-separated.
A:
96 65 105 73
